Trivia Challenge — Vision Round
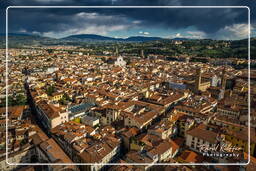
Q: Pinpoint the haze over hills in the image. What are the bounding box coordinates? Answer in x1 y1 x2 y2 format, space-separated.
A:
2 33 254 43
0 33 59 47
1 33 189 42
61 34 189 42
0 33 190 47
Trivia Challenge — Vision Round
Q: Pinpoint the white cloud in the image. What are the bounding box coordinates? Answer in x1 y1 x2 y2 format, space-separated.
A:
252 27 256 37
41 12 136 38
42 25 128 38
175 33 181 37
32 31 41 35
166 33 180 39
18 29 27 33
214 24 252 40
132 20 141 24
167 31 206 39
186 31 206 39
139 31 150 35
76 12 100 19
167 24 251 40
17 29 41 36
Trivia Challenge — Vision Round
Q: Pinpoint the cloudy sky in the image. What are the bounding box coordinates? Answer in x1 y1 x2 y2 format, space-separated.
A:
0 0 256 40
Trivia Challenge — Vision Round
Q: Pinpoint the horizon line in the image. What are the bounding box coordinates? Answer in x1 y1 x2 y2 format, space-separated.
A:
1 32 254 41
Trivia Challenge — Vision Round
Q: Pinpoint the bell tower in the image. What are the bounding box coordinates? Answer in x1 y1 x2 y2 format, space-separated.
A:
195 67 202 92
140 49 145 58
221 66 226 90
115 47 119 56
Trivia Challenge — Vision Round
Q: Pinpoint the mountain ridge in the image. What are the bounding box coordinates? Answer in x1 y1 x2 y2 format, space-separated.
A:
61 34 171 42
1 33 254 42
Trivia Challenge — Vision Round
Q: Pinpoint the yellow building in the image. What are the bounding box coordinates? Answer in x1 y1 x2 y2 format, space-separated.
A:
130 141 144 151
210 117 255 156
225 128 256 157
35 82 46 88
37 92 48 99
51 92 64 101
73 117 81 123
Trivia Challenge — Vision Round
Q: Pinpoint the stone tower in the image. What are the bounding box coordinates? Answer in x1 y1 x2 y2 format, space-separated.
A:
115 47 119 56
140 49 145 58
211 75 218 87
195 67 202 92
185 57 190 64
221 66 226 90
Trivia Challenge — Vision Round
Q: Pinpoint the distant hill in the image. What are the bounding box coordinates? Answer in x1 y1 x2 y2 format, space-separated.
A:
62 34 118 41
0 33 255 59
125 36 164 41
172 37 190 40
0 33 36 37
0 33 61 48
61 34 164 42
0 33 193 46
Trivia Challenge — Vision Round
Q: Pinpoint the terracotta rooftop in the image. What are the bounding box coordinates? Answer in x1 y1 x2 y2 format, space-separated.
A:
187 124 218 144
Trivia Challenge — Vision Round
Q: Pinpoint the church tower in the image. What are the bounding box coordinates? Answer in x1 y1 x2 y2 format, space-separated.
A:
221 66 226 90
185 57 190 64
55 72 59 81
115 47 119 56
140 49 145 58
195 67 202 92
